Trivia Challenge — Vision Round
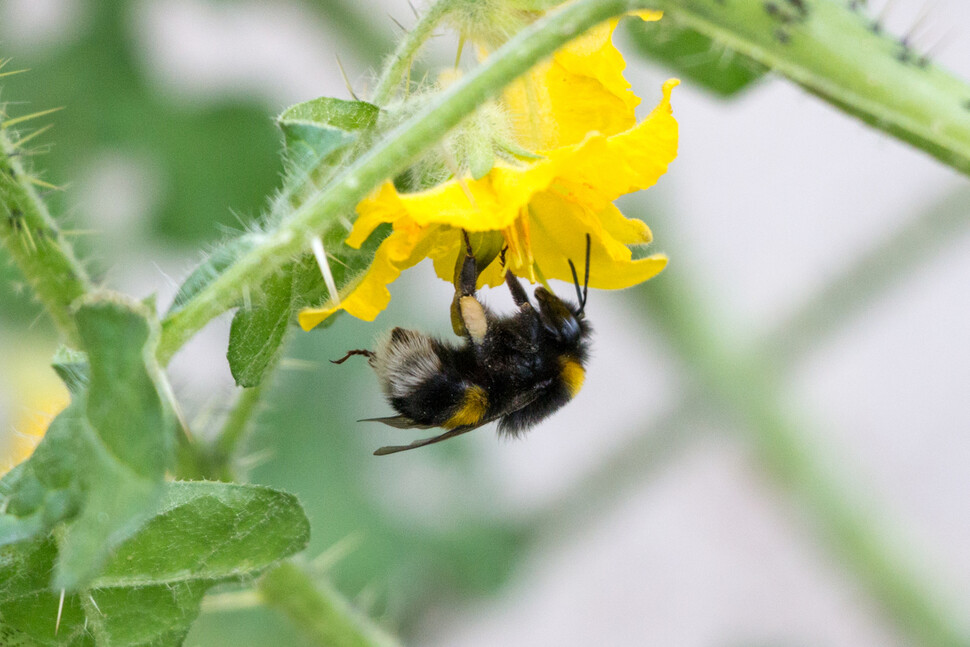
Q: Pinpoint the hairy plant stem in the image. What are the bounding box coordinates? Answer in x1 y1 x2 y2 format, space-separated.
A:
157 0 657 365
372 0 456 106
643 271 970 647
648 0 970 177
259 562 400 647
0 127 91 344
199 376 272 481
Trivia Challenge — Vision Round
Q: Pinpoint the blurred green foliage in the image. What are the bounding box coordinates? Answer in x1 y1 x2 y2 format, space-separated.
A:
0 1 282 325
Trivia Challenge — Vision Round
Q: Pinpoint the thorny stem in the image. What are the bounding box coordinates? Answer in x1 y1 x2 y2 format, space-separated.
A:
157 0 659 364
259 562 401 647
372 0 456 106
207 379 271 481
0 125 91 344
647 0 970 177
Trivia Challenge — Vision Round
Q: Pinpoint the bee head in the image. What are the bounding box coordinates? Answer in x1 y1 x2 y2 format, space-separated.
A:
533 233 592 345
535 286 585 344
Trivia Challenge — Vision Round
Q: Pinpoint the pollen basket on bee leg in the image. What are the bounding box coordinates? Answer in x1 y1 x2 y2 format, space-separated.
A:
459 296 488 343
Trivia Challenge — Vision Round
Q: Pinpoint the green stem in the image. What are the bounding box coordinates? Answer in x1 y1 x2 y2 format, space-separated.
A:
643 272 970 647
259 562 400 647
213 381 266 460
0 126 91 344
372 0 455 106
157 0 659 364
201 379 270 481
650 0 970 177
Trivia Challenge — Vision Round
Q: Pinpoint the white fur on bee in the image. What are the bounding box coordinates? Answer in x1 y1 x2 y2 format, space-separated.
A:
371 328 442 399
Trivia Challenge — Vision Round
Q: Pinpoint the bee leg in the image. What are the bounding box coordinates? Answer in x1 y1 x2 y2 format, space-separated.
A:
457 230 478 297
453 239 488 343
331 349 374 364
497 244 531 309
504 268 532 309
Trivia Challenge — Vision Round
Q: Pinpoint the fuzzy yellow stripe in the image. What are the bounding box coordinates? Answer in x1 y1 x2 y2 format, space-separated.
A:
559 358 585 398
445 385 488 428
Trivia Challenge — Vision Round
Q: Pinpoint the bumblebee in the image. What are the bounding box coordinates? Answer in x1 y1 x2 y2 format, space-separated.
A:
334 234 592 455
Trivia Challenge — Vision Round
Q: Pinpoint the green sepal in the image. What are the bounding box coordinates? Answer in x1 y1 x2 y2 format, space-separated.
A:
466 132 496 180
277 97 380 171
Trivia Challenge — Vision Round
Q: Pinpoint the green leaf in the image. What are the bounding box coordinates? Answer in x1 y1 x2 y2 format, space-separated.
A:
94 481 309 585
55 295 175 590
0 482 309 646
628 18 766 97
277 97 380 171
227 266 294 388
0 405 83 547
225 222 391 388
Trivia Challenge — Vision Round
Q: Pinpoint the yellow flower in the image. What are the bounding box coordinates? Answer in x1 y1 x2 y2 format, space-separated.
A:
299 12 678 330
1 361 69 476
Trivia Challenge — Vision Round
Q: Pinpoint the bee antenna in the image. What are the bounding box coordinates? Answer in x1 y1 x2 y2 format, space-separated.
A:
568 234 591 315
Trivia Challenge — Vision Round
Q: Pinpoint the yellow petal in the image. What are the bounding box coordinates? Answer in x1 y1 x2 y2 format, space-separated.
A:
299 222 439 329
632 10 664 22
594 202 653 246
528 190 667 290
353 175 521 241
347 181 403 248
502 18 639 150
551 78 679 210
353 157 563 246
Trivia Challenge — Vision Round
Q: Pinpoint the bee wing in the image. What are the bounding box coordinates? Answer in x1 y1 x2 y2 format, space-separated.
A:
372 390 545 456
358 415 437 430
373 424 482 455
